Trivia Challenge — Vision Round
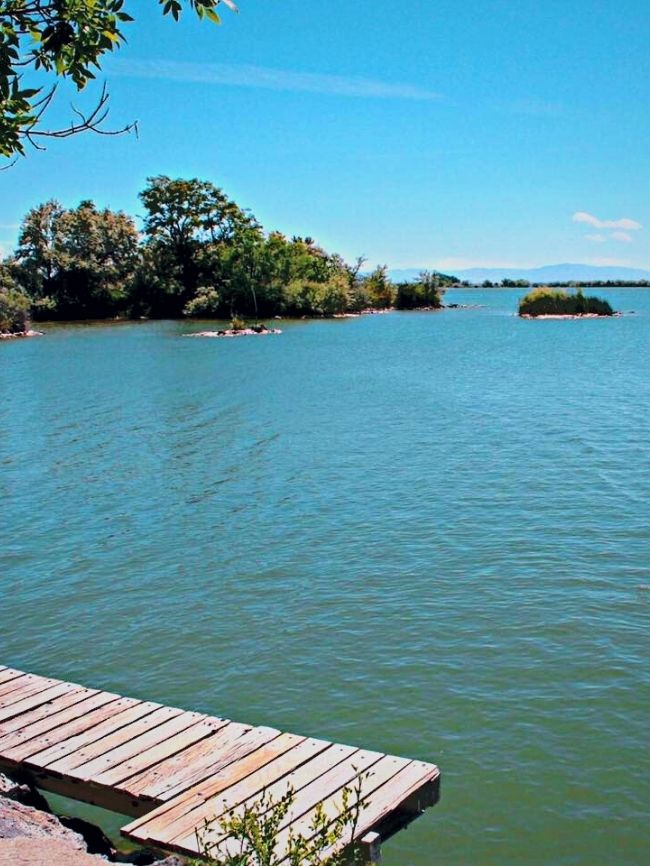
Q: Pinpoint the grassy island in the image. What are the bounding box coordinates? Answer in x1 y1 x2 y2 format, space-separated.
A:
518 287 615 318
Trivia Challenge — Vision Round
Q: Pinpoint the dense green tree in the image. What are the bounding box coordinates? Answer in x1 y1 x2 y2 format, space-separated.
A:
137 175 257 315
360 265 395 309
0 1 236 159
14 199 139 318
0 261 30 332
3 180 463 321
501 278 531 288
395 271 448 309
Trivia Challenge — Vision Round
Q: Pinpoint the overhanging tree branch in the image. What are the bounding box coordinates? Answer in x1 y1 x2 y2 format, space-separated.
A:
0 0 236 162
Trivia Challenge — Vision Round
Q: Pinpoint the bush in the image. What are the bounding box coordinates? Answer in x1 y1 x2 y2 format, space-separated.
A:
230 316 247 331
283 275 350 317
518 287 614 317
395 272 445 309
0 287 31 333
191 777 370 866
361 266 395 309
183 287 222 317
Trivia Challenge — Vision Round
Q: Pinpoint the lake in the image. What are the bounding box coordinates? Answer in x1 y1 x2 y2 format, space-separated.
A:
1 289 648 865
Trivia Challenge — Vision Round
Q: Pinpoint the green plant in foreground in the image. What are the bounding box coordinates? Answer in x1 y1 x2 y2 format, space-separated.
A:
190 773 371 866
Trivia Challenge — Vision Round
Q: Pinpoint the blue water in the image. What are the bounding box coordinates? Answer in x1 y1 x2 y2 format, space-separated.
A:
1 289 649 864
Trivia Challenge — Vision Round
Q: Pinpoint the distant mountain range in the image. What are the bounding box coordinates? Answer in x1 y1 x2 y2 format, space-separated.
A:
388 263 650 284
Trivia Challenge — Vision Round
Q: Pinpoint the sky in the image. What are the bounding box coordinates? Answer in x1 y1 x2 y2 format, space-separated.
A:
2 0 650 271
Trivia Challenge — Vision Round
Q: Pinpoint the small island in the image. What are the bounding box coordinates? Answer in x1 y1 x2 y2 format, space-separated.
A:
518 287 616 318
187 320 282 338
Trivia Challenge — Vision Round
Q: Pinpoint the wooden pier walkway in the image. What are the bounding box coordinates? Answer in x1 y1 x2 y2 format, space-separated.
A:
0 666 440 863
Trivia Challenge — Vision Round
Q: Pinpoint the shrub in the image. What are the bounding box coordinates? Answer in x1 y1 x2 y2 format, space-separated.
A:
361 266 395 309
183 287 222 317
283 275 350 317
0 287 31 333
395 272 445 310
518 287 614 317
191 776 370 866
230 316 247 331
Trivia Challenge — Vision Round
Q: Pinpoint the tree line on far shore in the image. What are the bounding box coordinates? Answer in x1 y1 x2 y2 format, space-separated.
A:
0 176 460 332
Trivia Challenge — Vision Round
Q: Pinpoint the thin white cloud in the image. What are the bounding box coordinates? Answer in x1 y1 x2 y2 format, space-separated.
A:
585 233 607 243
610 231 633 243
110 58 442 101
573 211 642 230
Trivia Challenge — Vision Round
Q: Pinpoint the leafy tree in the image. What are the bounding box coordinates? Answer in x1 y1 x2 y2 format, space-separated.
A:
361 265 395 309
395 270 447 309
3 181 463 321
501 279 530 288
10 199 63 299
14 198 139 317
0 0 236 160
183 285 221 316
0 262 30 331
138 175 258 315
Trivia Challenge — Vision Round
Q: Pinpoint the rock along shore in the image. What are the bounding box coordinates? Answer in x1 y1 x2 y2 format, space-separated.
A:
519 312 622 320
0 773 184 866
0 330 44 340
185 326 282 338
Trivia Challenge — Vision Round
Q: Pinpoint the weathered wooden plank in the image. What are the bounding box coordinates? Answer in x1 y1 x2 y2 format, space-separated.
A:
0 675 58 703
99 718 227 792
44 705 180 775
0 691 116 754
317 761 440 862
166 738 335 848
122 718 236 800
360 831 382 865
262 756 414 864
0 668 34 686
0 682 79 724
122 730 300 840
273 748 385 833
73 712 208 784
145 724 281 803
23 700 155 768
5 696 136 765
0 687 99 738
187 743 380 855
126 735 325 847
0 666 441 861
0 672 32 692
19 769 151 817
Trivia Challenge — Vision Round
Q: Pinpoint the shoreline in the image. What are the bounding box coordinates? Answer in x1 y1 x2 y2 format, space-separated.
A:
519 312 621 320
0 329 44 340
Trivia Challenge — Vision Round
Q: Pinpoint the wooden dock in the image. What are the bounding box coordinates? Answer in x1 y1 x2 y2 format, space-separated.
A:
0 665 440 863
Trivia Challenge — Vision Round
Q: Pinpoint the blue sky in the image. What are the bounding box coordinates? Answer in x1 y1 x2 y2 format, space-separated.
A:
2 0 650 271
